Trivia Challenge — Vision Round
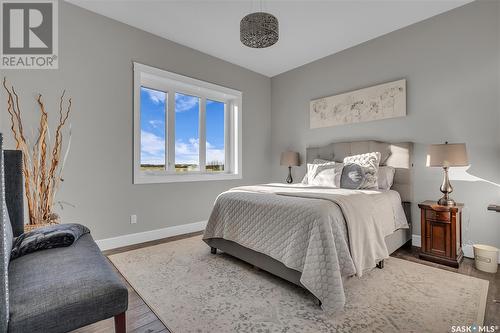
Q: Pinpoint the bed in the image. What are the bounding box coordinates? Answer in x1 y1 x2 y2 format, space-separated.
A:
203 140 413 312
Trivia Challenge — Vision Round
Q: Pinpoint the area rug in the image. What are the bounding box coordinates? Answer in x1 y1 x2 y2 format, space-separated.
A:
109 235 488 333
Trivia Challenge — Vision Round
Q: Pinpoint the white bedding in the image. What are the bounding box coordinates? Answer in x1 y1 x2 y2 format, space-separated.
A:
203 183 409 313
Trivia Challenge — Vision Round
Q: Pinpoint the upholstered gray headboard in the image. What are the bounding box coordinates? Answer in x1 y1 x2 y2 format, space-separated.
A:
306 140 413 202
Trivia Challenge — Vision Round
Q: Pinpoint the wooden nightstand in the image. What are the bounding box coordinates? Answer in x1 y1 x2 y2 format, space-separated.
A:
418 201 464 268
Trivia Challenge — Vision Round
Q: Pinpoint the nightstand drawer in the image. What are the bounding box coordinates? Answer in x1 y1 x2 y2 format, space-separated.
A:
425 210 450 221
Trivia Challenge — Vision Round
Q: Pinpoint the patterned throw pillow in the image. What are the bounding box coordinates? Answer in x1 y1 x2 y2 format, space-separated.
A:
312 158 332 164
342 152 381 189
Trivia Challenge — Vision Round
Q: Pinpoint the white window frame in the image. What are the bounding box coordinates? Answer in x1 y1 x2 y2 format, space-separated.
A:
133 62 242 184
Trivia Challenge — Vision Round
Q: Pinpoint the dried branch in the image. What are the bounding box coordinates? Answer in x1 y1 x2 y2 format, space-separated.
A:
2 78 72 225
2 78 21 148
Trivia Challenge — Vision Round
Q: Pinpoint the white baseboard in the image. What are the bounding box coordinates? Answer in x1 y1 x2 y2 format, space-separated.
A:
412 234 500 263
462 245 474 259
411 234 421 247
96 220 207 251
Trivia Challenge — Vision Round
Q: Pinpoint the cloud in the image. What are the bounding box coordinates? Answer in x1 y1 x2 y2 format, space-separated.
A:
144 90 203 112
144 88 166 105
175 138 199 164
141 130 165 164
206 146 225 165
148 120 163 128
175 94 199 112
175 138 224 165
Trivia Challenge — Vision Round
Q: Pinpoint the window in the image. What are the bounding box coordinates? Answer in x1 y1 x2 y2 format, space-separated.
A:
133 62 242 184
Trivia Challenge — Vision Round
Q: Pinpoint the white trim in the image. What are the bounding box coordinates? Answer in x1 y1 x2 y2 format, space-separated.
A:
412 234 500 263
134 62 241 98
412 234 421 247
463 244 474 259
133 66 142 183
96 220 207 251
199 96 207 172
167 89 175 171
134 172 242 184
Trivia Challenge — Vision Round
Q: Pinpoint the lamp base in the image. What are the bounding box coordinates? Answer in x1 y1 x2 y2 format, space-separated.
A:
285 166 293 184
438 166 456 206
438 196 456 206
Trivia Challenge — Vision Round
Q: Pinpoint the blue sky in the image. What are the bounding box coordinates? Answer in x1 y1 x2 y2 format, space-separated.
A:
140 87 225 166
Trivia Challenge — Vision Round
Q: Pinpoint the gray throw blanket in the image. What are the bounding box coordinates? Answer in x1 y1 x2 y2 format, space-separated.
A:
11 223 90 260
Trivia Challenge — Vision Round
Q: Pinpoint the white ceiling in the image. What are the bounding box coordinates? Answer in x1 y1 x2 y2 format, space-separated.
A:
66 0 471 77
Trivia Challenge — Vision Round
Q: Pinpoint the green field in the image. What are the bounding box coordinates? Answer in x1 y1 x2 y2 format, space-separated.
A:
141 164 224 172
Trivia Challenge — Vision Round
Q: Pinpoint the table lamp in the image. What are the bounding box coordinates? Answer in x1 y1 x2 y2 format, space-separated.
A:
280 151 300 184
427 142 468 206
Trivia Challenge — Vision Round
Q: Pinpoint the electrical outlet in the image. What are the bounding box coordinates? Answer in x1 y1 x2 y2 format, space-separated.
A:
130 214 137 224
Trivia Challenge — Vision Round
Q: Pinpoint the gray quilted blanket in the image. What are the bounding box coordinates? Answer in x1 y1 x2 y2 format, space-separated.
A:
203 184 408 313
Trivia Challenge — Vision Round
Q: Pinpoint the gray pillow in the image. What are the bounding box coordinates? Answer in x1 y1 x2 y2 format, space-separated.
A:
343 152 381 189
378 166 396 190
340 163 366 189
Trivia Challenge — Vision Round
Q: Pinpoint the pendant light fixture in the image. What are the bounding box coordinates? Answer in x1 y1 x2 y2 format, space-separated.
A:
240 2 278 48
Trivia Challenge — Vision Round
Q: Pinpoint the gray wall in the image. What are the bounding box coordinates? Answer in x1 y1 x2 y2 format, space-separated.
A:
1 1 498 248
271 1 500 248
0 1 272 240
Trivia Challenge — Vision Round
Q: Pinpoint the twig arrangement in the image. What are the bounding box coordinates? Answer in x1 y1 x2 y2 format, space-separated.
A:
2 78 72 226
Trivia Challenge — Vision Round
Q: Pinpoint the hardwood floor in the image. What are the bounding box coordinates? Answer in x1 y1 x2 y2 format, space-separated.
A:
73 235 500 332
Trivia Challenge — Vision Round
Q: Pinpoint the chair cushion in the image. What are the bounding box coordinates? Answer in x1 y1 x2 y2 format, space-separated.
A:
8 233 128 333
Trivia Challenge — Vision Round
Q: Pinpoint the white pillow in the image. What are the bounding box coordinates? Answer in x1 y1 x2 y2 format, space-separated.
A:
378 166 396 190
301 159 334 184
342 152 381 189
307 162 343 187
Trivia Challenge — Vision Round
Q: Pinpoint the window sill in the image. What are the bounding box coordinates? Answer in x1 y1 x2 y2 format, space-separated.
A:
134 172 242 184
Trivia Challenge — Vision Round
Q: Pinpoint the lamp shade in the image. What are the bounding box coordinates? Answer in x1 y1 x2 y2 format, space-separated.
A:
426 143 468 167
280 151 300 166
